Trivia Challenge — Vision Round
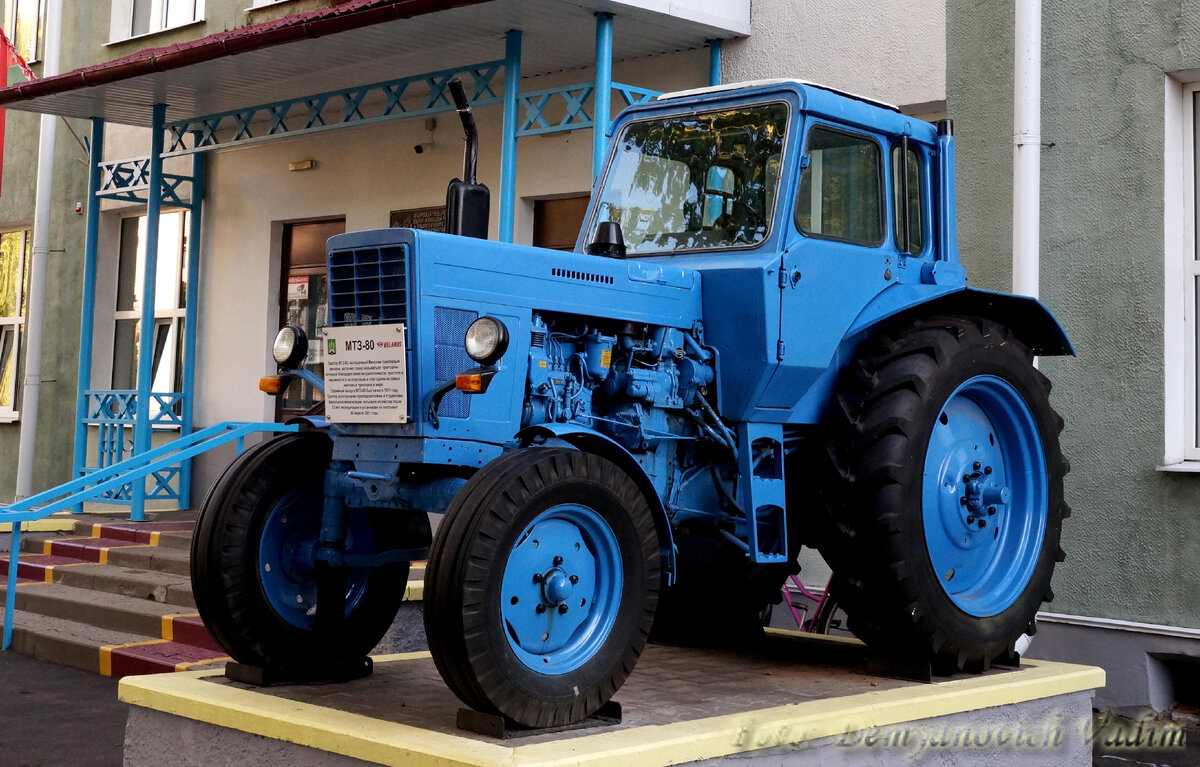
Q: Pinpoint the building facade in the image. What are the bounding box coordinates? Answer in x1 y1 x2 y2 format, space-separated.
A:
948 0 1200 710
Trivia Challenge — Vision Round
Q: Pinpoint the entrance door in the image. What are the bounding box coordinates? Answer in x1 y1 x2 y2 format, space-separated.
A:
279 218 344 420
533 195 590 251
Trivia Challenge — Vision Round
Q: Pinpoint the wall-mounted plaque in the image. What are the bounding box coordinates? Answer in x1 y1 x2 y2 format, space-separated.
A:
390 206 446 232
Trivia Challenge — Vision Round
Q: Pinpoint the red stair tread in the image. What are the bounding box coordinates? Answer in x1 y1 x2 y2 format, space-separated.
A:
169 615 222 653
47 537 153 561
1 554 91 580
109 640 228 678
96 521 195 544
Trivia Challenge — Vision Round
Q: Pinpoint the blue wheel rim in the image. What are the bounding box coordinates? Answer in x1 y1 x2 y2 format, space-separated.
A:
922 375 1048 617
257 490 374 629
500 504 623 675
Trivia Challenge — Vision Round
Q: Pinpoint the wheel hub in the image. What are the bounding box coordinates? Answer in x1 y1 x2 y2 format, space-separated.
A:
541 569 575 606
499 505 622 674
959 465 1011 529
922 375 1049 617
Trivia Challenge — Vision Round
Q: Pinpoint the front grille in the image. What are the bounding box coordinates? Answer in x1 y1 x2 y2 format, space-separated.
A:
433 307 478 419
328 245 408 326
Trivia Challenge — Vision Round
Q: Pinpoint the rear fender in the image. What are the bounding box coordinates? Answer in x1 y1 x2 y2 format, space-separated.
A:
518 424 677 584
848 285 1075 356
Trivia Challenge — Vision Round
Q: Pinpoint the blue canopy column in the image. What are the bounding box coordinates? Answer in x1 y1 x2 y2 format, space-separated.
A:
71 106 205 521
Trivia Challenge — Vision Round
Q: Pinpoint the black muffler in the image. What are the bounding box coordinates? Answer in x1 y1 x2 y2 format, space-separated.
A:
444 78 490 239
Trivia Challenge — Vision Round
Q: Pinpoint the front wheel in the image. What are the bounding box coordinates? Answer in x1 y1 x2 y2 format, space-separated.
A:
191 433 416 673
818 316 1068 671
424 448 660 728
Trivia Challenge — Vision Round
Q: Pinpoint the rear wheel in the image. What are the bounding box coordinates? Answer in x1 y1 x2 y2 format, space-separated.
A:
424 448 659 728
191 433 415 673
817 316 1068 671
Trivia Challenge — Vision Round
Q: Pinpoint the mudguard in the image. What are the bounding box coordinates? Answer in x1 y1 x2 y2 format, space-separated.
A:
517 423 677 583
848 285 1075 357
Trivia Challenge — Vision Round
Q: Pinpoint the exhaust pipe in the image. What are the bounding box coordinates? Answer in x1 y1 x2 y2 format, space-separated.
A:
444 78 490 239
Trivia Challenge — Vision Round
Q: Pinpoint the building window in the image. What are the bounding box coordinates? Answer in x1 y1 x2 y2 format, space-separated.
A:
0 228 29 421
112 0 204 41
3 0 43 63
1165 80 1200 466
795 126 884 246
112 212 188 417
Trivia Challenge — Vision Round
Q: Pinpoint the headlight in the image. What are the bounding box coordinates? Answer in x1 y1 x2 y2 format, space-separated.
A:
464 316 509 365
272 325 308 368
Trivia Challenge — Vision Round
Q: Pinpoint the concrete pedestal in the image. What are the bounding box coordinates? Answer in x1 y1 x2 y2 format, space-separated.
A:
121 632 1103 766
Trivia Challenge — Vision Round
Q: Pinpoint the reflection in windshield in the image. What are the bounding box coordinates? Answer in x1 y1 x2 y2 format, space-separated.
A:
589 102 788 255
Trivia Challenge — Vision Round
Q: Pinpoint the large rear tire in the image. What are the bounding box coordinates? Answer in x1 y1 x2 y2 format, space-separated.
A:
191 432 415 673
424 448 659 728
817 316 1068 671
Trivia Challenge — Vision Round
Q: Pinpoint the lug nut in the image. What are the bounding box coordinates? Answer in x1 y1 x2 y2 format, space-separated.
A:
558 604 569 615
984 466 993 475
987 506 996 516
973 462 981 470
966 515 976 525
977 519 987 529
532 573 544 583
569 575 579 584
553 556 564 566
535 604 546 614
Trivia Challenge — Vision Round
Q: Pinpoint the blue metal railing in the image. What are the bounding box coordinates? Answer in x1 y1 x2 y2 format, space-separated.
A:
1 421 297 650
81 390 186 505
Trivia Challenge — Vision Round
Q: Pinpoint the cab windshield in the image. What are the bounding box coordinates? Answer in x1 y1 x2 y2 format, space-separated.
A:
587 102 788 256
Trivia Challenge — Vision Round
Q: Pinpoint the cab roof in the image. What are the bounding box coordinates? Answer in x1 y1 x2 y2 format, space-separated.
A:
649 79 932 141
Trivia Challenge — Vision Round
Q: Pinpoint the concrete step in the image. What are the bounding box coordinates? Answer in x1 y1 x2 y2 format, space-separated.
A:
1 554 195 607
51 562 196 608
154 530 193 552
104 545 190 577
0 610 148 675
0 609 227 678
0 581 215 648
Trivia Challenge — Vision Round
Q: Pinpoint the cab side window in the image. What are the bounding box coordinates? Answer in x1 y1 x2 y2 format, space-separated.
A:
795 126 883 246
892 144 925 254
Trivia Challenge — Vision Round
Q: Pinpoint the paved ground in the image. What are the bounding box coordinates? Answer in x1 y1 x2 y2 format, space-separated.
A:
1 643 1197 766
0 651 127 767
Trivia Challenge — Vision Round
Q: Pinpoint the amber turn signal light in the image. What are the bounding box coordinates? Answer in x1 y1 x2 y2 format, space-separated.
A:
259 376 289 395
455 373 485 393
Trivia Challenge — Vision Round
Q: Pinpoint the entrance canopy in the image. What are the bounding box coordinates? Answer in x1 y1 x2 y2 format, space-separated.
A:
0 0 748 126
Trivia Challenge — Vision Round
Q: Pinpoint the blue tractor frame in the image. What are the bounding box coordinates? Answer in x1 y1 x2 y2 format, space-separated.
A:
190 80 1072 729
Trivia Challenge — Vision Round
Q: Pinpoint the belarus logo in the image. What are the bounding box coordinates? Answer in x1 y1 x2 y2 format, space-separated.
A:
326 338 337 355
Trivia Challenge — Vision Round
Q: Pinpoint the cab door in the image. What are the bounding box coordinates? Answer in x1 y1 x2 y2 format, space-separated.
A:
758 121 902 412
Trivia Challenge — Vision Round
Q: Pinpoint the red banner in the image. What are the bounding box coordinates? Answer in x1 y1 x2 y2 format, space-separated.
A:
0 25 35 197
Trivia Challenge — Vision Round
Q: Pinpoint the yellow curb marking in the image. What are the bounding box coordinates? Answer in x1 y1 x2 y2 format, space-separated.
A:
161 612 201 642
175 656 232 672
0 520 75 534
119 653 1104 767
402 580 423 602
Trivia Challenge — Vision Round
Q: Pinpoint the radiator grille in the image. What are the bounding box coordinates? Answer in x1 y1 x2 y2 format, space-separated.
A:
328 246 408 326
433 307 478 419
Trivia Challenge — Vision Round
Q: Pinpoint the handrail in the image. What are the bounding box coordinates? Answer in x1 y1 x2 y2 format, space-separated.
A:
1 421 297 650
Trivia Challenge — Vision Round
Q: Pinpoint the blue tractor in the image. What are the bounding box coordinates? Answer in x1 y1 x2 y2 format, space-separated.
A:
191 79 1071 728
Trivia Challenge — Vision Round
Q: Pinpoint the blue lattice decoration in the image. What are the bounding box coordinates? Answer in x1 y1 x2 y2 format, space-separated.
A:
162 61 504 156
97 157 195 206
84 390 185 501
516 82 661 138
